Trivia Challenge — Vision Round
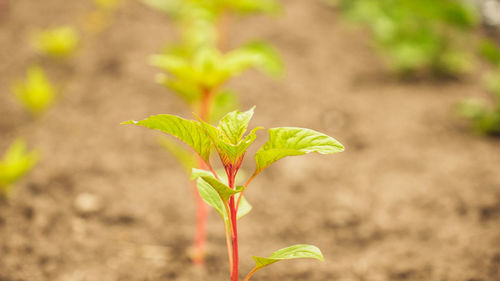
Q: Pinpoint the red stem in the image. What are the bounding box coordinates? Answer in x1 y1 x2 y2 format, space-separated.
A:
228 171 239 281
191 87 213 265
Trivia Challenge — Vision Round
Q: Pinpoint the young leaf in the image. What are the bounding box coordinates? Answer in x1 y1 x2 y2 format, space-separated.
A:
252 244 324 268
196 177 227 220
12 65 56 117
0 139 39 195
122 114 212 163
200 176 242 202
236 194 252 219
32 26 79 58
254 127 344 174
218 106 255 144
224 42 283 78
191 168 219 181
199 116 261 166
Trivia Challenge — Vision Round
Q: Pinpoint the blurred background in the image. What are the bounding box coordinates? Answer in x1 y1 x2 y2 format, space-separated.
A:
0 0 499 280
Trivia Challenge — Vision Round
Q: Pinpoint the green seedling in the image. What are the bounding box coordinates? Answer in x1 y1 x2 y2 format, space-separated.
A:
12 65 56 117
123 107 344 280
32 25 79 59
458 72 500 135
151 42 282 119
335 0 478 76
0 139 39 197
145 0 283 265
152 41 281 263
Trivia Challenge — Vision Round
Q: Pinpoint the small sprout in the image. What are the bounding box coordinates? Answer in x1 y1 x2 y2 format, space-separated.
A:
12 65 56 117
0 139 39 197
123 107 343 280
32 25 80 59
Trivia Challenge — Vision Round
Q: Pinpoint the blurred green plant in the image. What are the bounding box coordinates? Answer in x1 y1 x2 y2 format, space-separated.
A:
143 0 283 264
334 0 478 76
84 0 122 34
151 42 282 120
123 107 344 281
32 25 80 59
459 71 500 135
12 65 57 117
0 139 39 197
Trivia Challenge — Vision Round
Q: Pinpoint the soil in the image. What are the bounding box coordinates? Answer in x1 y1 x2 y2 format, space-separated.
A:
1 0 500 281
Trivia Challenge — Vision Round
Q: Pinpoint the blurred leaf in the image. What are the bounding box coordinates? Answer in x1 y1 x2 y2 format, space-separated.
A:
224 42 284 77
229 0 281 15
32 25 79 58
479 39 500 67
236 194 252 219
0 139 39 196
94 0 121 10
12 65 56 117
158 136 197 173
211 90 238 122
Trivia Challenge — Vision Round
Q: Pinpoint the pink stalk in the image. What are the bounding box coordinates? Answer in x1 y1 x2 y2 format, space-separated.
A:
228 169 239 281
191 87 213 265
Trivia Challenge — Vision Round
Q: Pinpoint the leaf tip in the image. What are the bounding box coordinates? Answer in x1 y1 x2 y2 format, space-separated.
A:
120 120 138 125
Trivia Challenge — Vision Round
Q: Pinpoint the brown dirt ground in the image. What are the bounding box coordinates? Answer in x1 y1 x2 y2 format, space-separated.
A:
1 0 500 280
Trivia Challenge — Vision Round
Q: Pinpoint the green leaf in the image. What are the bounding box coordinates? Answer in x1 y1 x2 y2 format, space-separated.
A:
255 127 344 174
252 244 324 268
200 176 242 202
122 114 212 163
229 0 281 14
191 168 215 180
0 139 39 194
12 65 56 117
158 137 196 173
211 90 238 122
32 25 79 58
218 106 255 144
224 42 284 77
196 177 227 220
236 194 252 219
200 120 261 166
198 107 262 165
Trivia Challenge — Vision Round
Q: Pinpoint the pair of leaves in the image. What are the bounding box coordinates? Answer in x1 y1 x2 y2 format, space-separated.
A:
123 107 344 181
0 139 39 195
199 107 261 166
151 42 282 93
12 66 56 117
